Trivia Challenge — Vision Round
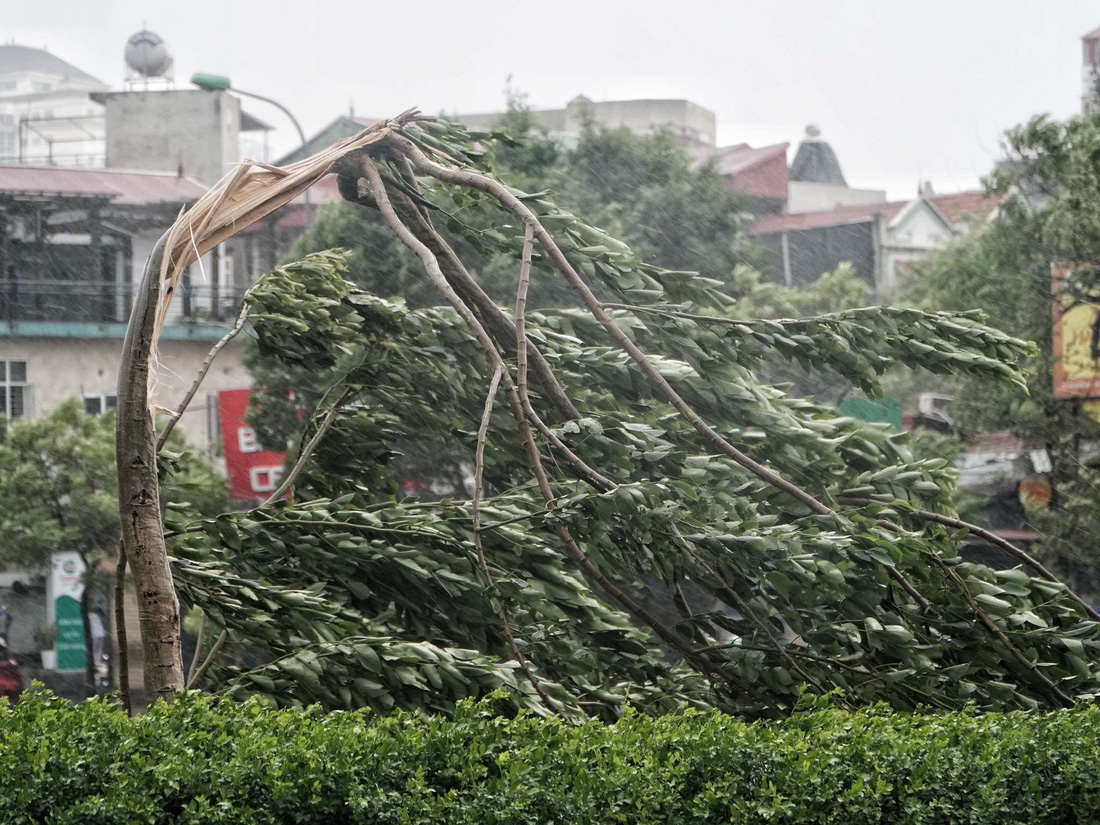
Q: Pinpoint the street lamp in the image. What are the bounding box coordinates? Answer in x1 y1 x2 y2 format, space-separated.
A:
190 73 311 226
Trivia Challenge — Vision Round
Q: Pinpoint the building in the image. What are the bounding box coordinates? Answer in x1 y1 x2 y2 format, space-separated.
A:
456 96 717 162
0 164 252 449
278 96 717 165
719 126 887 214
716 126 999 295
750 188 1001 295
93 88 272 185
0 44 109 167
1083 25 1100 110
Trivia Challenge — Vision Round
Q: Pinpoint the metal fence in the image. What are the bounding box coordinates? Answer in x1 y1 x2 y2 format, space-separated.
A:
0 280 247 325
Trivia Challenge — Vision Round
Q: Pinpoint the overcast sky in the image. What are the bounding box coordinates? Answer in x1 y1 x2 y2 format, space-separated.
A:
5 1 1098 199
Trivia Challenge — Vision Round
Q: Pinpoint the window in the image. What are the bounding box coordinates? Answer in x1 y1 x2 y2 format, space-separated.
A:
0 114 12 126
0 360 28 420
0 81 16 93
31 82 51 93
83 394 117 416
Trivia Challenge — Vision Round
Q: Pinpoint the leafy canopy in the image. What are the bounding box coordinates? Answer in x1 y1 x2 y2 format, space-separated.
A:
166 117 1100 720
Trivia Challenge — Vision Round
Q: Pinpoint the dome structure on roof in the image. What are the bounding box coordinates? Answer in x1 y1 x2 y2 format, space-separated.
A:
790 124 847 186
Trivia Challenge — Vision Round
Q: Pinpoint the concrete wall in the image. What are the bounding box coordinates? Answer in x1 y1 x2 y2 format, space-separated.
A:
0 334 250 456
455 97 716 160
787 181 887 213
101 89 240 185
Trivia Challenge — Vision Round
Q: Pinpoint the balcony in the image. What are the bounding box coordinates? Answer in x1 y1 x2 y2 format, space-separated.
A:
0 280 248 339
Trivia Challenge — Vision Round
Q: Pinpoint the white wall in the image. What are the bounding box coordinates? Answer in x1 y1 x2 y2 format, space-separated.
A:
0 335 250 455
878 201 956 296
787 181 887 213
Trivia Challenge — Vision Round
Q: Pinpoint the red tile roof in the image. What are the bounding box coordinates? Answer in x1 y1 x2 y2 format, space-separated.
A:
713 142 788 176
751 190 1001 236
751 200 906 235
0 165 207 206
928 190 1002 224
1084 25 1100 41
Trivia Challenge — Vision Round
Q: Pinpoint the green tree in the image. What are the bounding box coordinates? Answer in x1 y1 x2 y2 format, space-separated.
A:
907 111 1100 593
0 400 225 683
121 115 1100 718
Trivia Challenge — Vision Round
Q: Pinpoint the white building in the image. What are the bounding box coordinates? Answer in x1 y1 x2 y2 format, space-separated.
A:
0 164 251 450
0 44 108 167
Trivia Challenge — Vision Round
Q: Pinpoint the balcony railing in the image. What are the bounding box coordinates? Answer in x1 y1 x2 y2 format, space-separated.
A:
0 280 248 326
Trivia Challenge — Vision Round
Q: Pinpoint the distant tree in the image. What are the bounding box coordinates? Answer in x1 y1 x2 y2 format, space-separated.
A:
0 400 225 683
907 111 1100 592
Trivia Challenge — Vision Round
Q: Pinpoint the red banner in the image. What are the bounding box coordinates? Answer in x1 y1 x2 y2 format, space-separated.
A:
218 389 287 502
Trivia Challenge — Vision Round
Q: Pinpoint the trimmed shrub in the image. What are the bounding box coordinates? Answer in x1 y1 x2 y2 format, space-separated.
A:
2 690 1100 823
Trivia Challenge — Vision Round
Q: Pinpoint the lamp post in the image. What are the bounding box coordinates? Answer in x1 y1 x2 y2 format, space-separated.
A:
190 73 311 226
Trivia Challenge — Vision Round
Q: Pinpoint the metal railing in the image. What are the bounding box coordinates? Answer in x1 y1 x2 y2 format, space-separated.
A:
0 280 248 325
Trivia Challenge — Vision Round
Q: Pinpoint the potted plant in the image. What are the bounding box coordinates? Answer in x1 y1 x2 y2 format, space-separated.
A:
34 625 58 671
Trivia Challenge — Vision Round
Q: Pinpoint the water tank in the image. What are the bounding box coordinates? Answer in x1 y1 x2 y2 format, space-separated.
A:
124 30 173 78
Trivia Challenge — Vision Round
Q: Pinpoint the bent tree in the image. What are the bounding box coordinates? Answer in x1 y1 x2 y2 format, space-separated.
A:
119 112 1100 716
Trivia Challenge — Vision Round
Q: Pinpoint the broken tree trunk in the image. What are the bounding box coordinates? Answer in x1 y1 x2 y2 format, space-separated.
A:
116 233 185 703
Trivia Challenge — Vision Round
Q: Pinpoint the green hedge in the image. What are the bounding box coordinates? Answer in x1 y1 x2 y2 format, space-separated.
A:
3 691 1100 824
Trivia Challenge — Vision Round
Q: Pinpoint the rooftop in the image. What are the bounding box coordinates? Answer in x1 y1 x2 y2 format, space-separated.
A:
712 142 789 177
0 44 105 87
751 190 1002 236
0 164 207 206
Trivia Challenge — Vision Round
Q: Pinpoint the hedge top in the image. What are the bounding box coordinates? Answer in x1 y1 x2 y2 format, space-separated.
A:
3 690 1100 824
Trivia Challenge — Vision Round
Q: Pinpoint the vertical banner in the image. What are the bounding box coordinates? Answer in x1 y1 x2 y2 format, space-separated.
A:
1052 264 1100 398
47 551 86 673
218 389 287 503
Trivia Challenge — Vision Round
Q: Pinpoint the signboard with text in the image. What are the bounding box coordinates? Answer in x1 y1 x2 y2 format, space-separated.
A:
47 551 86 672
1053 264 1100 398
218 389 287 503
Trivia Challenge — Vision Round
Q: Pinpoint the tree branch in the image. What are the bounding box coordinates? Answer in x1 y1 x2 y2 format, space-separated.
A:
113 541 131 716
184 628 226 690
361 156 728 686
156 303 251 452
392 135 834 517
263 388 353 505
474 364 561 713
930 555 1074 707
844 498 1100 622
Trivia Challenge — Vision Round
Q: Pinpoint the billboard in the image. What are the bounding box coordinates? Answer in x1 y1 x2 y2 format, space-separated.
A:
218 389 287 503
1053 264 1100 398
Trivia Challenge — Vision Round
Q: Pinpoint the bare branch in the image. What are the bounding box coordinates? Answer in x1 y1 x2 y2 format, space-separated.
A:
392 135 834 518
264 388 353 505
184 629 227 690
186 612 209 687
361 156 724 682
474 364 560 713
513 221 615 492
156 303 251 453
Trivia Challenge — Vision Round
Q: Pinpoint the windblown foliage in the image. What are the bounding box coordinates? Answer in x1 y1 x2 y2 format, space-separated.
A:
169 117 1100 718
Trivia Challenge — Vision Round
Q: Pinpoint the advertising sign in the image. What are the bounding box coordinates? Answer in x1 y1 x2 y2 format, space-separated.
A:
1052 264 1100 398
46 551 86 672
218 389 287 502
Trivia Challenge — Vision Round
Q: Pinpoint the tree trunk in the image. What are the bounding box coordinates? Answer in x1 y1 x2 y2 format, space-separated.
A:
115 232 185 703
